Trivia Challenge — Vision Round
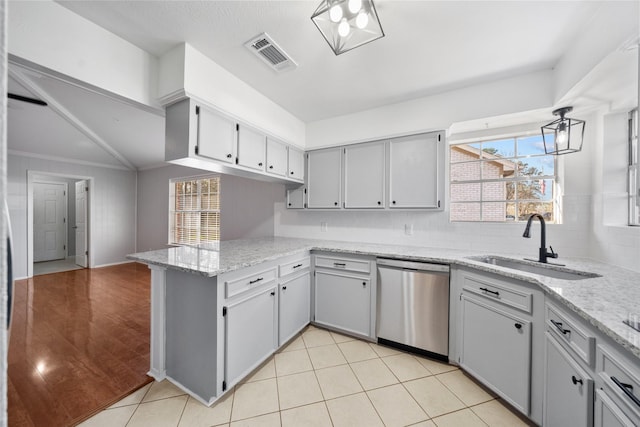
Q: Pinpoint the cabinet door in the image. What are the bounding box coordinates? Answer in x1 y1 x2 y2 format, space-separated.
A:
279 273 311 346
315 271 370 336
197 106 237 164
307 148 342 208
389 133 440 208
288 147 305 182
286 186 305 209
594 389 637 427
266 138 288 177
544 333 594 427
237 125 266 171
225 286 277 387
460 295 531 414
344 142 385 208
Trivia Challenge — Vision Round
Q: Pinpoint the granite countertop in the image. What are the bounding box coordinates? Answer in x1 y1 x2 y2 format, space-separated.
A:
128 236 640 360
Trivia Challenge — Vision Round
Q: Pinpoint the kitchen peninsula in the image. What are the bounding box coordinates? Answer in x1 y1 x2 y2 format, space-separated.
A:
128 236 640 425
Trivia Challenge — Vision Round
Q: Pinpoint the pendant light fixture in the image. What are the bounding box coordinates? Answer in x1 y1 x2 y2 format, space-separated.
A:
311 0 384 55
540 106 585 155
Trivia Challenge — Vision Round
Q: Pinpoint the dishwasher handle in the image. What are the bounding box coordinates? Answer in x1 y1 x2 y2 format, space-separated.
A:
377 258 449 273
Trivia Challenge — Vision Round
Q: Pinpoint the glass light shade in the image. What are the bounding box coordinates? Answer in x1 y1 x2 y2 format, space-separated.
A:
540 107 585 155
312 0 384 55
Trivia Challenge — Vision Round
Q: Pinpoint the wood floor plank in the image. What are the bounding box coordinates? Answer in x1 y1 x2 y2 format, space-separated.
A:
7 263 152 427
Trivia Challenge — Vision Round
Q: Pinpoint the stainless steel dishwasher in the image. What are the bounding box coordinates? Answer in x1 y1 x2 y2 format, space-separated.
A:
376 258 450 360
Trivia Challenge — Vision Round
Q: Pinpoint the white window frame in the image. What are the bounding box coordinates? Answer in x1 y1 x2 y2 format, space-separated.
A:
168 174 220 246
449 133 559 223
629 108 639 226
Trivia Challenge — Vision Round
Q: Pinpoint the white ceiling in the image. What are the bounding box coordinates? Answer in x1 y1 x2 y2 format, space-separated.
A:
6 1 638 170
57 0 605 122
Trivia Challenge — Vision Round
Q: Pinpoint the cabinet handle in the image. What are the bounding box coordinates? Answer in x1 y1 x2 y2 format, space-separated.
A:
288 203 292 206
269 165 273 169
249 277 264 284
479 287 500 297
362 282 367 287
333 262 346 267
270 291 275 296
392 200 396 205
258 162 263 167
226 154 232 158
514 323 522 330
292 264 303 269
282 286 287 290
571 376 584 386
334 202 338 206
612 376 640 408
550 319 570 335
290 171 294 175
377 201 381 205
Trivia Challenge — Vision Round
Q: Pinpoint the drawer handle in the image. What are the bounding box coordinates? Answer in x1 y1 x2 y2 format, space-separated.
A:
571 375 583 385
334 263 346 268
292 264 303 269
249 277 264 284
551 319 571 335
612 376 640 408
479 287 500 297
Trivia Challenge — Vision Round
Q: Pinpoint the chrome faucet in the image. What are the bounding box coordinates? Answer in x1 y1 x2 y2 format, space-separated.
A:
522 213 558 263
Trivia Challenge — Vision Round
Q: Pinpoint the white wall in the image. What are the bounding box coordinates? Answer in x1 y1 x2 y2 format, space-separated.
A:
305 70 553 149
7 154 137 278
8 0 159 107
591 109 640 271
158 44 306 148
136 164 285 252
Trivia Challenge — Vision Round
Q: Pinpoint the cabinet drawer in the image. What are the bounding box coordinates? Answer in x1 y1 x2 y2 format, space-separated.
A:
598 345 640 416
225 268 277 299
461 274 533 314
314 255 371 274
546 303 596 366
279 257 310 278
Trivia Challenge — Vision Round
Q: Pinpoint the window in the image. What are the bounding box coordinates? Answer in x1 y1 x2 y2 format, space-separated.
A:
169 175 220 246
450 134 557 223
629 108 639 226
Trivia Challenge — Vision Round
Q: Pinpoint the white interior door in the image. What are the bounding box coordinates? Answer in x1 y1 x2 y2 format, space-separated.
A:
75 180 88 267
33 182 67 262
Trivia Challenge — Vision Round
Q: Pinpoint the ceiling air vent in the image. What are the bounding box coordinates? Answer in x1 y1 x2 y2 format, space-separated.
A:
245 33 297 73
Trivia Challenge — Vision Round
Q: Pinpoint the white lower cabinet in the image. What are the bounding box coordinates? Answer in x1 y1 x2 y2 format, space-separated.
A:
279 272 311 346
544 332 594 427
224 285 277 388
315 271 371 337
460 295 531 413
595 388 638 427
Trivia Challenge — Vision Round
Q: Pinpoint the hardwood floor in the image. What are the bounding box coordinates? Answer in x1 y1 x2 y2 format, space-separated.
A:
7 263 153 426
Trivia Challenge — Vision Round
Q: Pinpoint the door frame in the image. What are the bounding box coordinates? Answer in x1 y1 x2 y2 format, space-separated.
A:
27 171 94 278
32 180 68 262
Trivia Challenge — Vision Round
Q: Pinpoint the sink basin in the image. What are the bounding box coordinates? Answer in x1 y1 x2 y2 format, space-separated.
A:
468 256 600 280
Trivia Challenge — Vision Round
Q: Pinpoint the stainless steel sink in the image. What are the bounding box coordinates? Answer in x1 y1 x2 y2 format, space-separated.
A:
468 256 600 280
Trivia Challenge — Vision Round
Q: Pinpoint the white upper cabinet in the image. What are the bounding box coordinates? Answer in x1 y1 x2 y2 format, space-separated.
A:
306 148 342 209
288 147 305 182
266 137 288 177
165 98 303 184
237 125 266 171
197 105 237 164
389 132 442 208
344 142 385 209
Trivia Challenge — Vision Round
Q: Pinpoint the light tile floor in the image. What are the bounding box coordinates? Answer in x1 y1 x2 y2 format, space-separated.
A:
79 325 535 427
